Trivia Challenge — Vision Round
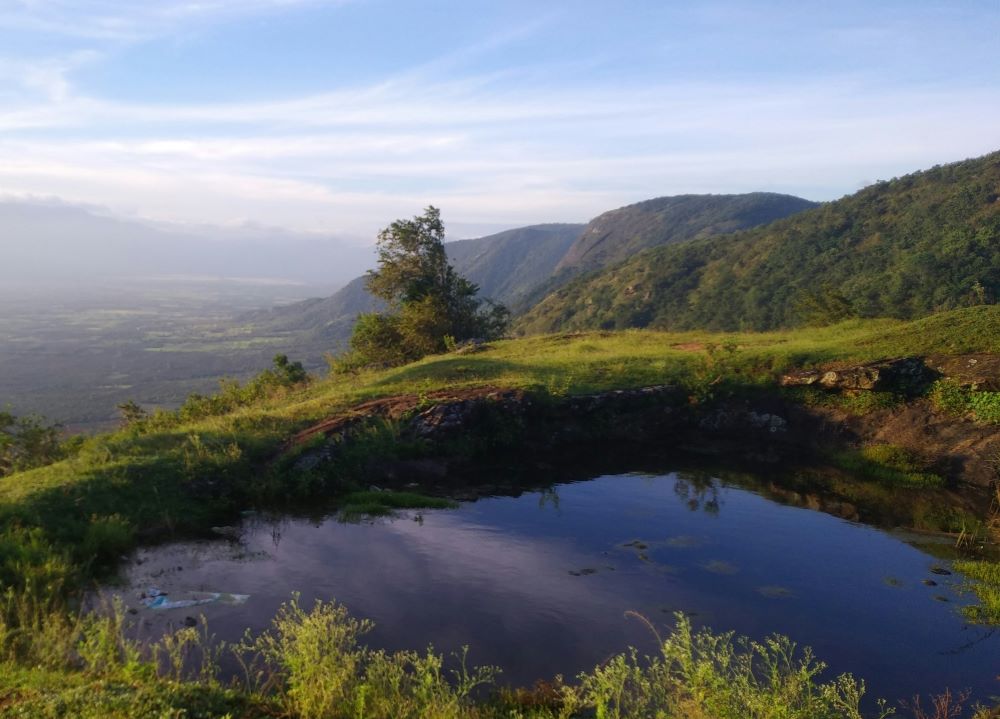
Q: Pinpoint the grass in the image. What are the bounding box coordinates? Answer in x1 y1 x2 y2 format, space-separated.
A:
3 309 1000 596
338 490 458 519
955 560 1000 625
931 380 1000 424
1 307 1000 715
0 594 903 719
829 445 945 489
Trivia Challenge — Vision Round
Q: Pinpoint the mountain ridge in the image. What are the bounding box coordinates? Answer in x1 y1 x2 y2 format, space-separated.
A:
517 151 1000 335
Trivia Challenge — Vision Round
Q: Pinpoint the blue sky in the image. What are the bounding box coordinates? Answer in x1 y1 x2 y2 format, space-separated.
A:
1 0 998 240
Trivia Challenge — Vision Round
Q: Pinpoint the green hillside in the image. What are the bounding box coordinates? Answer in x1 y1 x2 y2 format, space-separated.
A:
3 307 1000 716
518 152 1000 334
555 192 817 275
247 193 815 348
244 224 584 350
443 223 584 305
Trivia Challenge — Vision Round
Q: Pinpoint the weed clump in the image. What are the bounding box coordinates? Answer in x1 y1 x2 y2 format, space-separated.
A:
953 560 1000 625
931 380 1000 424
832 445 945 489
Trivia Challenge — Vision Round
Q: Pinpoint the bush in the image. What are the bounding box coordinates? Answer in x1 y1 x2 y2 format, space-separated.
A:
930 380 1000 423
0 410 64 477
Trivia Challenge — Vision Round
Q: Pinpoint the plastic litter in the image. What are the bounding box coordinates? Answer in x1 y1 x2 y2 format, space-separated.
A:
141 587 249 610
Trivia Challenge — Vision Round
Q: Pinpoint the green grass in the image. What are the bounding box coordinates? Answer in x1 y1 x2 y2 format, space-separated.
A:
954 560 1000 624
829 445 945 489
931 380 1000 424
338 491 458 519
3 308 999 597
0 594 895 719
1 308 1000 715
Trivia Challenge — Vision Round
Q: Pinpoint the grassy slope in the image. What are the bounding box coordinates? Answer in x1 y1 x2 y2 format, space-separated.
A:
2 308 1000 717
518 151 1000 334
3 307 999 594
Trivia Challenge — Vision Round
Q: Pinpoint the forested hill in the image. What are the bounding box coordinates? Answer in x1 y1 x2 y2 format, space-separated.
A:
443 223 584 306
517 151 1000 335
243 223 585 345
247 193 815 347
555 193 818 275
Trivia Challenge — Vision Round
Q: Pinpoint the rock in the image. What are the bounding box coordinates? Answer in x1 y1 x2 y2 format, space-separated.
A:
781 357 937 393
210 526 241 539
183 616 197 627
925 354 1000 390
699 408 788 434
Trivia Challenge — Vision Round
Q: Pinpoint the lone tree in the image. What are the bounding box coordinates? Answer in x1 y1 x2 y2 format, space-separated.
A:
342 206 508 368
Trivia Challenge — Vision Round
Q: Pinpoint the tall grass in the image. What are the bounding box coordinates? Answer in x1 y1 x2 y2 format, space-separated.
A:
0 592 908 718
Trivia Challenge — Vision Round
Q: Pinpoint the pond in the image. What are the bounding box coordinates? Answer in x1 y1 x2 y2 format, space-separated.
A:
114 469 999 706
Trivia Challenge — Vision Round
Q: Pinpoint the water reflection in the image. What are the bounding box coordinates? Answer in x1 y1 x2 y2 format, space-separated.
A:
116 470 999 705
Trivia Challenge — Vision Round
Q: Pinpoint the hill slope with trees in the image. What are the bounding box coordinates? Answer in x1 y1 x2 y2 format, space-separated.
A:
247 193 815 348
242 223 584 348
518 151 1000 334
555 192 817 275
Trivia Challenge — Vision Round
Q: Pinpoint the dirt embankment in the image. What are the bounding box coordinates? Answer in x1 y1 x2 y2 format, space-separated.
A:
285 356 1000 490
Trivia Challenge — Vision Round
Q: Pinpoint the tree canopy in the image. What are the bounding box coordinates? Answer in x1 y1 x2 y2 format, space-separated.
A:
518 151 1000 334
340 207 508 369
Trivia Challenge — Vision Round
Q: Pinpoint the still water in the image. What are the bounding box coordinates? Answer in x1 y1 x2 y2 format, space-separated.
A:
118 471 998 705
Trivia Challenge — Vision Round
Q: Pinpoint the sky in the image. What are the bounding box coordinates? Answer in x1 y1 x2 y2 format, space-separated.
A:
1 0 998 241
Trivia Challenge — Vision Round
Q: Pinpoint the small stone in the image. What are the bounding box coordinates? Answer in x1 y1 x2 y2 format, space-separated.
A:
184 616 197 627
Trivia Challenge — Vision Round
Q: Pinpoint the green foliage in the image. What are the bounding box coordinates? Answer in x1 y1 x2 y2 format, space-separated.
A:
784 386 904 415
794 285 858 326
555 192 817 277
338 490 457 520
931 380 1000 424
953 560 1000 625
569 612 887 719
143 353 311 429
115 400 147 428
0 410 63 477
519 151 1000 334
235 594 495 719
343 207 510 370
831 444 945 488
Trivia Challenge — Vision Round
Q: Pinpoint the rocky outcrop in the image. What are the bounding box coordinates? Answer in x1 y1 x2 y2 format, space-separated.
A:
283 366 1000 489
925 354 1000 391
780 357 937 393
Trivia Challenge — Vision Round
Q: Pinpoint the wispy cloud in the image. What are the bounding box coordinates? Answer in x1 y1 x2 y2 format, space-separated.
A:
1 71 997 236
0 0 346 40
0 1 997 238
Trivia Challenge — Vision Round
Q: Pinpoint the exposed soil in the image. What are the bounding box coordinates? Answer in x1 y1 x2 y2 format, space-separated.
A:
285 356 1000 493
287 386 524 449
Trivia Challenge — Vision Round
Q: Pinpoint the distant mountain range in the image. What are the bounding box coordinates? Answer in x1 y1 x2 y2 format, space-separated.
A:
0 201 373 290
518 151 1000 334
250 192 814 350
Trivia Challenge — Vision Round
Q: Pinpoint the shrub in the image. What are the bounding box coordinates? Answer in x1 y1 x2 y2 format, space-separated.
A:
832 444 944 488
931 380 1000 424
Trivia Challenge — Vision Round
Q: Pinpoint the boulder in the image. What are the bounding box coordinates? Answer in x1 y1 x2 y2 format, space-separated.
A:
925 354 1000 391
780 357 936 394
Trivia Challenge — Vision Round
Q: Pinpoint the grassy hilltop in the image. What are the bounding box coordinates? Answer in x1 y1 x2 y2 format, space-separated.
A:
2 302 1000 716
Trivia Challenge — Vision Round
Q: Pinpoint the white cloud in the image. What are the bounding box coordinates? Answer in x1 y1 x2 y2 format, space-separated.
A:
0 0 347 40
0 70 997 237
0 1 997 239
